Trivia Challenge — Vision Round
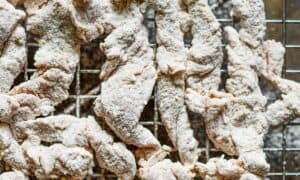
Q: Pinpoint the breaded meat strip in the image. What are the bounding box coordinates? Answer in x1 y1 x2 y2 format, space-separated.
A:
153 0 199 165
186 27 270 176
17 115 137 180
184 0 223 94
0 171 27 180
22 137 94 179
93 0 159 151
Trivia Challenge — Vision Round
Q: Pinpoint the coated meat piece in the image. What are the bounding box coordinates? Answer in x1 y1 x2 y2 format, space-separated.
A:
17 115 137 180
0 0 25 49
22 138 94 179
138 146 194 180
195 157 263 180
0 1 26 93
0 0 81 123
231 0 266 45
0 124 27 172
261 40 300 126
0 25 26 94
186 89 269 177
139 159 194 180
0 171 27 180
186 27 270 177
185 0 273 177
154 0 199 165
94 1 160 151
184 0 223 94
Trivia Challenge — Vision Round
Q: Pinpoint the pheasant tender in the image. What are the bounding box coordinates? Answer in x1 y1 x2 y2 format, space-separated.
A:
1 125 93 179
186 26 270 177
0 25 26 94
0 1 26 93
0 0 81 124
139 159 194 180
194 156 262 180
153 0 199 165
0 124 27 172
22 137 94 179
0 171 27 180
93 0 159 151
231 0 266 46
185 0 274 176
260 40 300 126
138 146 194 180
0 0 25 49
17 115 137 180
230 0 299 145
184 0 223 94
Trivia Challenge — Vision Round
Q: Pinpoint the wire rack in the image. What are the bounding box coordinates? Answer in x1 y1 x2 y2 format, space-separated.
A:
22 0 300 179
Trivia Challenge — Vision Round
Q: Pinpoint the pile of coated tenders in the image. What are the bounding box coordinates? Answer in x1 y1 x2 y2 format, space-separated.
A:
0 0 298 179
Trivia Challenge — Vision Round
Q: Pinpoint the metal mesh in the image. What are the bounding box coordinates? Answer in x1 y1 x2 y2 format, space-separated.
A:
22 0 300 179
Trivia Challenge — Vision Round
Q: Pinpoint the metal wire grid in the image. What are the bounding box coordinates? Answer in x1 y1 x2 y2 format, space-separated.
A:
21 0 300 179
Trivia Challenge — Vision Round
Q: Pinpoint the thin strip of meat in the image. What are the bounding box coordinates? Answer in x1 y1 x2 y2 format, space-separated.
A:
16 115 137 180
139 159 194 180
231 0 300 137
260 40 300 126
0 171 27 180
93 1 160 151
185 0 272 176
22 137 94 179
1 0 81 123
225 26 264 97
194 156 263 180
224 26 269 175
0 123 27 172
186 92 269 177
184 0 223 94
0 25 26 93
153 0 199 165
138 146 194 180
0 0 25 49
180 0 224 166
0 3 27 175
186 26 270 177
231 0 266 46
1 122 93 179
0 0 26 93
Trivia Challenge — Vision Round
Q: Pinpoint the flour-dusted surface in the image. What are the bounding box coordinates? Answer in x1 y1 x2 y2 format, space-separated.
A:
260 40 300 127
22 141 94 179
0 124 27 171
11 0 79 120
0 0 300 179
195 156 264 179
139 159 194 180
0 25 26 93
93 1 160 152
17 115 137 179
0 0 25 49
0 171 27 180
0 0 81 125
154 0 199 166
184 0 223 94
185 0 285 178
231 0 266 44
